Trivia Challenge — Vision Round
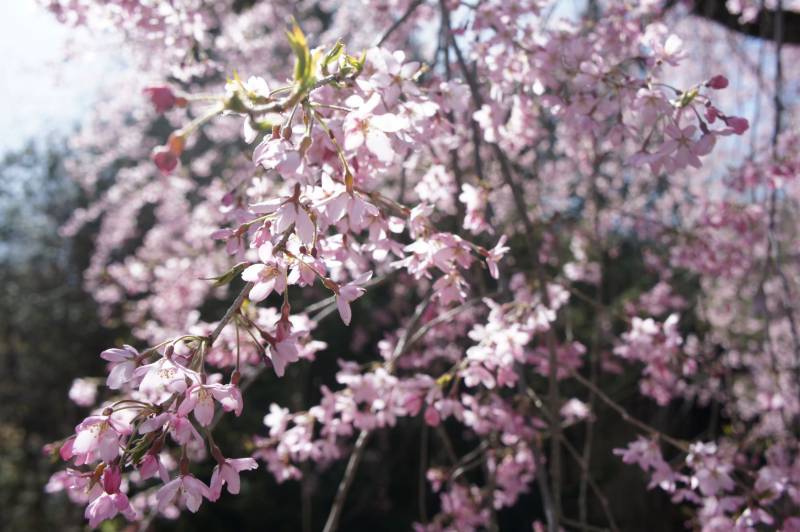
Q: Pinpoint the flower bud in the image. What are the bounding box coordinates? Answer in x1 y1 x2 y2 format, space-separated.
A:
143 86 177 113
706 75 729 90
152 146 179 175
725 116 749 135
152 133 185 176
424 406 441 426
103 464 122 494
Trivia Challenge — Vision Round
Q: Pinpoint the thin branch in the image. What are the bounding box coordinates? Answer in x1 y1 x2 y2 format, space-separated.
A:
678 0 800 44
561 435 619 532
321 430 372 532
531 443 558 532
209 282 254 345
375 0 424 47
569 371 689 451
418 424 429 524
322 295 433 531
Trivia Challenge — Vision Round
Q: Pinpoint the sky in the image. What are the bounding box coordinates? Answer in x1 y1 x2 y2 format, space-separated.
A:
0 1 127 154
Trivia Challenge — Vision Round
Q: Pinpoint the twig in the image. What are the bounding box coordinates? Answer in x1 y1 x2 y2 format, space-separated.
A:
209 282 254 345
569 370 689 451
321 430 372 532
322 295 433 531
375 0 424 47
418 424 429 524
441 1 564 522
531 442 558 532
561 435 619 532
580 149 605 531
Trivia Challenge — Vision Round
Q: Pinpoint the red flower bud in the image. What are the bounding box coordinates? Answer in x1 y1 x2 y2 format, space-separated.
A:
705 105 720 123
143 86 177 113
706 75 729 90
725 116 749 135
152 133 185 175
152 146 179 175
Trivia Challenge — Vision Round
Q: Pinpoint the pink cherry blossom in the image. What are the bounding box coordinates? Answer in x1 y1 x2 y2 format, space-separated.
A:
335 271 372 326
135 357 199 396
100 344 138 389
177 383 244 426
209 457 258 499
156 474 211 514
85 491 137 528
70 415 125 464
343 94 406 163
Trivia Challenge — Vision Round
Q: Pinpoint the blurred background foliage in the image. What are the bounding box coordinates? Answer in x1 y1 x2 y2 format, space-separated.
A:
0 142 120 530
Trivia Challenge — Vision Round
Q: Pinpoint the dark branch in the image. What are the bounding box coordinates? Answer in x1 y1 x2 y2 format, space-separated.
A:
683 0 800 44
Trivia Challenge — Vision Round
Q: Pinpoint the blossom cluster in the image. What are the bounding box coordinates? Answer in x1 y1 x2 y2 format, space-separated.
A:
39 0 800 530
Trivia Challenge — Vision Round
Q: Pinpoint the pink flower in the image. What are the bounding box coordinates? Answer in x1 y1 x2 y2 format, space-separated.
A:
135 357 200 396
459 183 491 235
156 474 211 514
45 468 98 504
71 416 124 464
138 453 170 482
85 491 137 528
253 136 303 178
335 271 372 326
241 242 287 302
276 202 315 245
209 457 258 499
485 236 509 279
68 378 98 406
343 93 406 163
659 125 714 169
318 180 380 232
177 383 244 426
140 412 203 446
357 48 420 104
634 88 673 127
251 200 316 245
100 345 138 389
268 334 300 378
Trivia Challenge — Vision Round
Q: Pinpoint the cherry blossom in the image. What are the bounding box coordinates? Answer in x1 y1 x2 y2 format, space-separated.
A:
156 474 211 514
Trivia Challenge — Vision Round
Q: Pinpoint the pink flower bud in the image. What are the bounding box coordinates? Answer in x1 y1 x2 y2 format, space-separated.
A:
706 75 729 90
725 116 749 135
424 406 441 426
152 133 185 175
143 86 177 113
705 105 720 123
152 146 179 175
103 464 122 494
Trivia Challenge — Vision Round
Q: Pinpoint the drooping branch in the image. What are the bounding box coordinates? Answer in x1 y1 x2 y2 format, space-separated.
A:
678 0 800 44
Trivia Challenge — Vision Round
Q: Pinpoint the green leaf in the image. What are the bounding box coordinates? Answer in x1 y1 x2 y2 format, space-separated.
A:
322 40 344 75
204 262 249 287
286 20 313 85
